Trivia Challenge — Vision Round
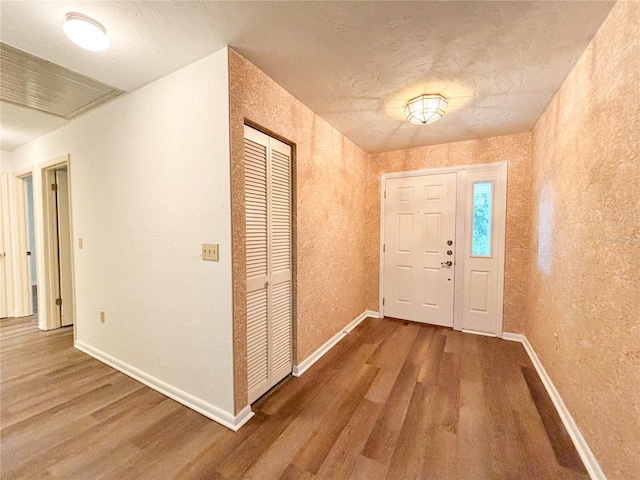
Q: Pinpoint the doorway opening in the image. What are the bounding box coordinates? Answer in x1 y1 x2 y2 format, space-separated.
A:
244 124 294 404
379 162 507 336
41 158 75 330
11 169 39 318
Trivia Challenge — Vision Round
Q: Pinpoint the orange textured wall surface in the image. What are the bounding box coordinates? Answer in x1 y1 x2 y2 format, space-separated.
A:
229 50 368 412
527 2 640 477
366 132 532 333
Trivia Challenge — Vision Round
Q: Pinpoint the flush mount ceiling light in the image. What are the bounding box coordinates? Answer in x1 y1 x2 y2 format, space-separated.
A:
405 94 448 125
63 12 109 52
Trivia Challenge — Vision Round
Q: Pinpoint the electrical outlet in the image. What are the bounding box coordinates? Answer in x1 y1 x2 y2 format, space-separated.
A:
100 311 105 323
202 243 219 261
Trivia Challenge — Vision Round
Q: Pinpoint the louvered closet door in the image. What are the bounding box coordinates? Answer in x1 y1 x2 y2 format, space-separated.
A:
244 125 292 404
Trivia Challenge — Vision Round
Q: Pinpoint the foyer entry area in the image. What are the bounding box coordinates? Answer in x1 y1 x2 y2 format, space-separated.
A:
1 315 587 479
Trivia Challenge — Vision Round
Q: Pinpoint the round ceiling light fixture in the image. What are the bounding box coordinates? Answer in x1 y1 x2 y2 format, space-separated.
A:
63 12 109 51
405 94 448 125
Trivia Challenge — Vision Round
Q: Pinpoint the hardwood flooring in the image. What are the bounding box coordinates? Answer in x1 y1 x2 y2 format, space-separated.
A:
0 315 589 479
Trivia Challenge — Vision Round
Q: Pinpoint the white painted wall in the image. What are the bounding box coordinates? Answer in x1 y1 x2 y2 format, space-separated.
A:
8 48 237 418
1 150 14 172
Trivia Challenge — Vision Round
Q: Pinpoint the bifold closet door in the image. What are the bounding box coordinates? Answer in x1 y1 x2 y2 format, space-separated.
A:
244 125 293 404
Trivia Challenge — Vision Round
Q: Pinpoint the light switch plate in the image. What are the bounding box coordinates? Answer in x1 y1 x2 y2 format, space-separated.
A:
202 243 219 261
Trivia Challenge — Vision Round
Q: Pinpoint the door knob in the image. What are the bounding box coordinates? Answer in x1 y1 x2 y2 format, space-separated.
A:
440 261 453 267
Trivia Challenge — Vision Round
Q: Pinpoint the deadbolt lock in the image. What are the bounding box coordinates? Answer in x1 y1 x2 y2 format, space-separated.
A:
447 240 453 246
447 250 453 255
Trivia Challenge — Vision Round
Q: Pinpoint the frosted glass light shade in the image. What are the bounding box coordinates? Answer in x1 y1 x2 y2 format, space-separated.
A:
405 94 448 125
63 13 109 52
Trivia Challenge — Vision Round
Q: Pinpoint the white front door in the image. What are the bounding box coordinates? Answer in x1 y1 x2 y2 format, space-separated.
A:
383 173 457 327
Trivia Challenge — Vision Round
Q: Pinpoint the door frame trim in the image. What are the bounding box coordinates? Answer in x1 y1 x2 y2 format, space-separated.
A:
379 161 507 333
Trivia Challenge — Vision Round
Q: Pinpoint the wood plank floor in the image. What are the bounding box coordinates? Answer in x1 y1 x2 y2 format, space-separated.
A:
0 315 589 479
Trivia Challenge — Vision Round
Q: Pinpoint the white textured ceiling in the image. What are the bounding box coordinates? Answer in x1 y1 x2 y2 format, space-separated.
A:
0 1 614 153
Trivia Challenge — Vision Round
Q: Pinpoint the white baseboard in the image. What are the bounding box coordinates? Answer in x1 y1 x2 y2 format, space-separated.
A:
74 341 253 431
462 328 497 338
362 309 382 320
501 332 526 343
292 310 379 377
232 405 254 431
502 333 605 479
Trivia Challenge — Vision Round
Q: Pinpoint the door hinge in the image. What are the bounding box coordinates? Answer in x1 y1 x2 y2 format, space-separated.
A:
55 298 62 306
383 244 385 253
384 190 386 199
382 298 385 306
51 183 58 192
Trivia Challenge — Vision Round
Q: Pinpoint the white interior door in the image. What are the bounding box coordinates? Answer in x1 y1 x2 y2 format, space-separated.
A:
383 173 457 327
22 177 34 314
25 176 37 313
244 125 292 404
11 174 32 317
55 169 74 327
0 207 6 318
0 175 9 319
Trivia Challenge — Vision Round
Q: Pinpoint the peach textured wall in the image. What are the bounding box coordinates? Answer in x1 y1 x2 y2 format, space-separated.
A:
366 132 532 333
526 2 640 478
229 49 369 412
